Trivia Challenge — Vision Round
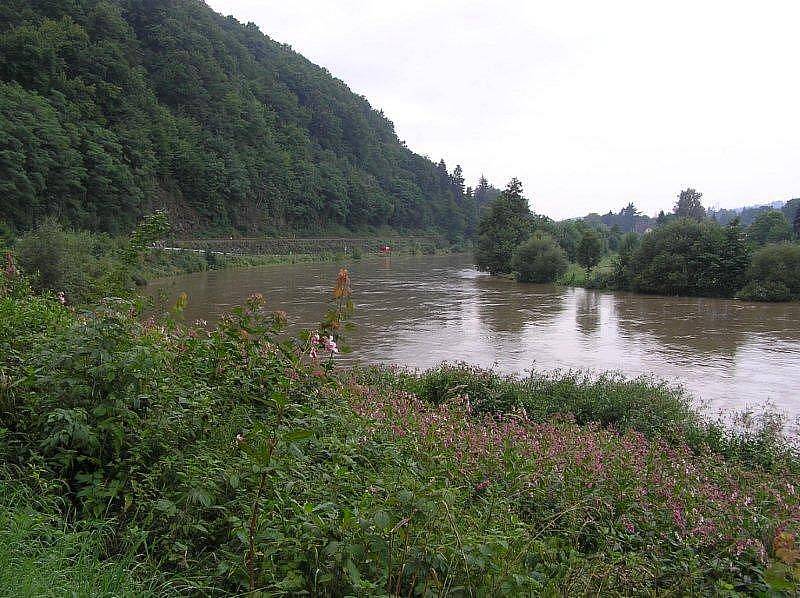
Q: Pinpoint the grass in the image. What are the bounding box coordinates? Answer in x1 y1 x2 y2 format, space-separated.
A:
0 482 161 597
559 262 588 286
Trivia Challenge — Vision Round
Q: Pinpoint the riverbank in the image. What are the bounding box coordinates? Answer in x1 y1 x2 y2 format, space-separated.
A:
140 244 461 283
2 219 466 304
1 269 799 595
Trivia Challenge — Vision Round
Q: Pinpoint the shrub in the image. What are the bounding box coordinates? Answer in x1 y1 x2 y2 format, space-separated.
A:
559 262 587 286
14 220 133 304
627 219 749 297
369 362 800 472
511 232 568 283
353 364 800 594
742 243 800 300
2 284 799 594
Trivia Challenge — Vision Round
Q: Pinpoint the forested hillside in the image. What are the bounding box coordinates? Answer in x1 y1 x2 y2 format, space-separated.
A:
0 0 477 236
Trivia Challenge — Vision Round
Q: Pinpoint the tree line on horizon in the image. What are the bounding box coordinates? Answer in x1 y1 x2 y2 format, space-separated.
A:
476 181 800 301
580 191 800 236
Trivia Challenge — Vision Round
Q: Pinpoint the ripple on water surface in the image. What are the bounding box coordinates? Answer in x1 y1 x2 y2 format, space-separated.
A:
148 254 800 417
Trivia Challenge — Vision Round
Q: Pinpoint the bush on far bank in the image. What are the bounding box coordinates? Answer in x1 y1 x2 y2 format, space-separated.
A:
738 242 800 301
511 232 569 283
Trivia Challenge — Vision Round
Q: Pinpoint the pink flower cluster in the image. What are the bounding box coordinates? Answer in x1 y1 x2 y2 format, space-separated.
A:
309 332 338 360
347 382 800 562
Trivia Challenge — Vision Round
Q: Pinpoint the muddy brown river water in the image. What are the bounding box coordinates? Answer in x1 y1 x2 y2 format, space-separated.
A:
148 253 800 417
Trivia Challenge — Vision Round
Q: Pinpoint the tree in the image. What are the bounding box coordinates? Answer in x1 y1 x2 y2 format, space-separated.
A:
786 198 800 236
619 202 641 232
608 224 622 251
475 179 534 275
673 188 706 221
511 232 568 283
576 229 603 268
451 165 465 197
746 210 792 246
628 219 745 297
613 232 640 289
719 218 750 295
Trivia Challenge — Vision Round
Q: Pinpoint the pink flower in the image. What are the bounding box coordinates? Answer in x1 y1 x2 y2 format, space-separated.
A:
58 292 66 305
672 506 686 531
236 434 246 445
621 516 635 534
4 253 17 278
324 335 339 354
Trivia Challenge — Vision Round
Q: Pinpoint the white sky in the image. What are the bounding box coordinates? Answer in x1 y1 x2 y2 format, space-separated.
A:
207 0 800 219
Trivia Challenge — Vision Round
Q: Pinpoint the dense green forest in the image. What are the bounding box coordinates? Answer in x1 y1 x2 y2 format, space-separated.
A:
0 0 480 237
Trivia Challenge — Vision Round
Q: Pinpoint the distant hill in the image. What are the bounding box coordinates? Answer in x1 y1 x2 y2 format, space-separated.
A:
576 198 799 232
0 0 478 237
709 201 788 226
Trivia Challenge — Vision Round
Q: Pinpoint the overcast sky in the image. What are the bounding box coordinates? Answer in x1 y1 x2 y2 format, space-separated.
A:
208 0 799 219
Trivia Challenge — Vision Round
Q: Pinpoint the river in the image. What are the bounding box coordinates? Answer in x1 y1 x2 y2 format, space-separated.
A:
148 253 800 417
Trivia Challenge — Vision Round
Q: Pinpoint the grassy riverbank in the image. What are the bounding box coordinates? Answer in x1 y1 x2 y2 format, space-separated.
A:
2 220 464 305
1 266 799 595
141 245 460 283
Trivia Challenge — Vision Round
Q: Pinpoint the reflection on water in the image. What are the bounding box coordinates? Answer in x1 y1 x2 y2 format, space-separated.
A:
575 290 601 335
148 254 800 416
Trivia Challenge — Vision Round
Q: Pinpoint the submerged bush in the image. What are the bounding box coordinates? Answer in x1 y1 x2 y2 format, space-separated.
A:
559 262 587 286
626 219 749 297
584 255 619 289
511 232 569 283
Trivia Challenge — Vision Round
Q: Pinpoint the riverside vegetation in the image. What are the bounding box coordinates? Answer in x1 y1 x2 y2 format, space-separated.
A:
476 182 800 301
2 256 800 595
0 215 456 306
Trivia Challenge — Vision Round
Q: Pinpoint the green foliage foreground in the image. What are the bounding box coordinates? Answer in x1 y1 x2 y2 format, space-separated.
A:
1 271 800 595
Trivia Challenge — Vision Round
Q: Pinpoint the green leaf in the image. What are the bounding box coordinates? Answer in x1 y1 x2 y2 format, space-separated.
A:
284 429 313 442
346 559 361 586
373 510 390 530
764 562 795 592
